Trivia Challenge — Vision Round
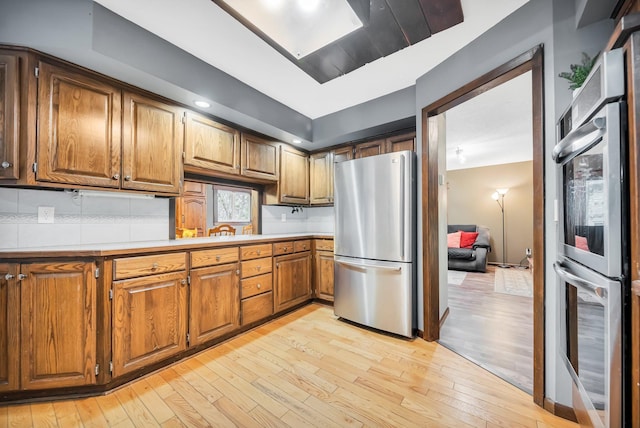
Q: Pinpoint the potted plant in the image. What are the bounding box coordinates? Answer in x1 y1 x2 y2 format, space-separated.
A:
558 52 598 90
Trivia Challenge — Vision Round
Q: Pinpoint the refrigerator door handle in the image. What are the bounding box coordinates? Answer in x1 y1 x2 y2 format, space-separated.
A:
335 259 402 272
399 154 405 258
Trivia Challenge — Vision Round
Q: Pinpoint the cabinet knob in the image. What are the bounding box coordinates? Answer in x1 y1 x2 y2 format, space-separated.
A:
151 263 159 270
124 175 131 181
181 279 187 285
1 161 11 169
257 250 261 255
216 255 221 261
236 270 240 275
283 247 287 251
112 173 120 180
17 274 27 280
276 263 279 268
257 265 261 271
4 273 14 280
257 283 261 289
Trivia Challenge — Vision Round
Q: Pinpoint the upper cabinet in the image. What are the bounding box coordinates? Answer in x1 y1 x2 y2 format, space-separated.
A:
0 53 20 180
122 92 183 195
240 133 279 182
37 61 122 188
386 132 416 153
333 146 354 163
184 112 240 176
264 144 309 205
309 151 333 205
355 138 386 159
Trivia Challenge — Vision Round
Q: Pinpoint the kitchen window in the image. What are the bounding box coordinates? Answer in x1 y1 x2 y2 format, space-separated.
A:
213 185 251 224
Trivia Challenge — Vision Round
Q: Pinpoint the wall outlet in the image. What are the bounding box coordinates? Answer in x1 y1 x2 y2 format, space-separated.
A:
281 213 286 222
38 206 55 224
525 248 532 256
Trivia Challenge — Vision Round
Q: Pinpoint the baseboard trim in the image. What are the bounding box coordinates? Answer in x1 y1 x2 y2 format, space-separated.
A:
543 398 577 423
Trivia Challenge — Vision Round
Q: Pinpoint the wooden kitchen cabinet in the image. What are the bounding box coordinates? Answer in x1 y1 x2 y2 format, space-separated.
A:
122 91 183 195
0 53 20 180
278 145 310 205
240 133 279 181
112 252 188 377
313 239 334 301
37 61 122 188
184 111 240 176
189 261 240 346
0 263 19 392
274 249 312 313
20 261 97 390
355 139 386 158
175 182 207 237
333 146 353 163
240 243 273 325
386 131 416 153
310 151 333 205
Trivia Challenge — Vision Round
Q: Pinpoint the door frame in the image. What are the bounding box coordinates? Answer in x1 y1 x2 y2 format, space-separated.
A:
420 45 545 406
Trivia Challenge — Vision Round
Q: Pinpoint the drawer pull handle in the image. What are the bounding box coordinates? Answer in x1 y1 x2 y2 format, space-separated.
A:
216 255 221 261
151 263 159 270
257 283 261 289
4 273 15 280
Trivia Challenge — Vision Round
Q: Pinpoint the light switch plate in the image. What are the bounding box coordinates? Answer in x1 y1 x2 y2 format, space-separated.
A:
281 213 286 222
38 206 55 224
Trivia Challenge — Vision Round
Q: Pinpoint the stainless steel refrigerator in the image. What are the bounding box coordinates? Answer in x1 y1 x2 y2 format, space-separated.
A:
334 150 415 338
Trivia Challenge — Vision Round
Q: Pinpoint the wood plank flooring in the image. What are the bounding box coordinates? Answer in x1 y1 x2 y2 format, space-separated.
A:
1 304 577 427
439 266 534 394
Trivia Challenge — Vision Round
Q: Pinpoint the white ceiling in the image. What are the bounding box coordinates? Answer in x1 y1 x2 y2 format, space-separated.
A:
446 71 533 171
93 0 529 119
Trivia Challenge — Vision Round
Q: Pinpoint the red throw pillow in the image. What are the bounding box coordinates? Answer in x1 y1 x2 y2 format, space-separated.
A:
459 231 479 249
447 231 461 248
575 235 590 252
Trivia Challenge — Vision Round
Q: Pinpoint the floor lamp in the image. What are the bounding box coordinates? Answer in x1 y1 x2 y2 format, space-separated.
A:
492 188 510 268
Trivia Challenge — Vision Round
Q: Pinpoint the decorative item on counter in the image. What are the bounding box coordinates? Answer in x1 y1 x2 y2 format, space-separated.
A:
558 51 598 90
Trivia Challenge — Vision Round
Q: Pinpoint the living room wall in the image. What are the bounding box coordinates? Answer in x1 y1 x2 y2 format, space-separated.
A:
447 160 534 265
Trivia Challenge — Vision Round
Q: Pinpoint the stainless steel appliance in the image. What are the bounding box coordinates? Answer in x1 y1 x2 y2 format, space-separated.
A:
333 150 415 338
554 48 630 428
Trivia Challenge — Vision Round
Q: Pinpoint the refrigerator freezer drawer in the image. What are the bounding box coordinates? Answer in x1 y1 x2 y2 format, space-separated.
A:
334 256 414 338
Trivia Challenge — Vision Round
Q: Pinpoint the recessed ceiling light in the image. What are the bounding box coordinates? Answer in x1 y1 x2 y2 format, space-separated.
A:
292 139 302 144
194 100 210 108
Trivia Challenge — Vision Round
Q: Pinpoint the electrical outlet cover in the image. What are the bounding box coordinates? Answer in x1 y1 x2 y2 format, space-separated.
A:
38 206 55 224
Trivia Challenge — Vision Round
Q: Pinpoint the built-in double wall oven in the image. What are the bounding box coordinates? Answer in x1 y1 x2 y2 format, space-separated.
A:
554 48 630 428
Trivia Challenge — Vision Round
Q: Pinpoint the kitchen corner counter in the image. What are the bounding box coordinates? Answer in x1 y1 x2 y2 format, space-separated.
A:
0 233 333 259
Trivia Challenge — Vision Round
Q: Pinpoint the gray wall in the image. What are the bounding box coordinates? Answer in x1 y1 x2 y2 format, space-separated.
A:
414 0 613 406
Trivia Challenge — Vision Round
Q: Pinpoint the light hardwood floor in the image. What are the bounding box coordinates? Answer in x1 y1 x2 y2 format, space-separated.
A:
2 304 576 427
439 266 535 394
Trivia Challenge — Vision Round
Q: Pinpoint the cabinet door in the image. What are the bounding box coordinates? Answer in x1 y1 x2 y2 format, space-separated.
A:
189 263 240 346
183 180 206 197
175 196 207 237
0 54 19 179
355 139 386 158
122 92 183 194
20 262 97 389
333 146 353 163
240 133 279 181
279 145 309 204
0 263 19 392
184 112 240 175
37 61 121 187
274 252 312 313
112 271 187 377
310 151 333 205
315 251 334 301
386 132 416 153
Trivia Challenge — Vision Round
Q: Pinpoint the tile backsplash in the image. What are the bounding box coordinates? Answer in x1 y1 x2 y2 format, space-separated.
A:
0 188 169 249
261 205 334 234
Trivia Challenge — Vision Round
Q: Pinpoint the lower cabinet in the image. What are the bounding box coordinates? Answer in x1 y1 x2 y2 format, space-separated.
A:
274 251 312 313
314 251 335 301
189 262 240 345
240 243 273 325
0 264 20 393
112 271 188 377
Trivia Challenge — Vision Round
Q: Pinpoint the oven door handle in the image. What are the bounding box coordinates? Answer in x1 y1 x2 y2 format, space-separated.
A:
553 262 605 300
552 116 606 163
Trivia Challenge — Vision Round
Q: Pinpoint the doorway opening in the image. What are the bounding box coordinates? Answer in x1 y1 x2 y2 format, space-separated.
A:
421 46 545 406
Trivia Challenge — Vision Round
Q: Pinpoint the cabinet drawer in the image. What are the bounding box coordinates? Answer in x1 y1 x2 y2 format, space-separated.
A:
241 291 273 325
273 241 294 256
241 257 272 278
315 239 334 251
294 240 311 253
241 273 272 299
191 247 239 268
114 252 186 280
241 244 272 260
